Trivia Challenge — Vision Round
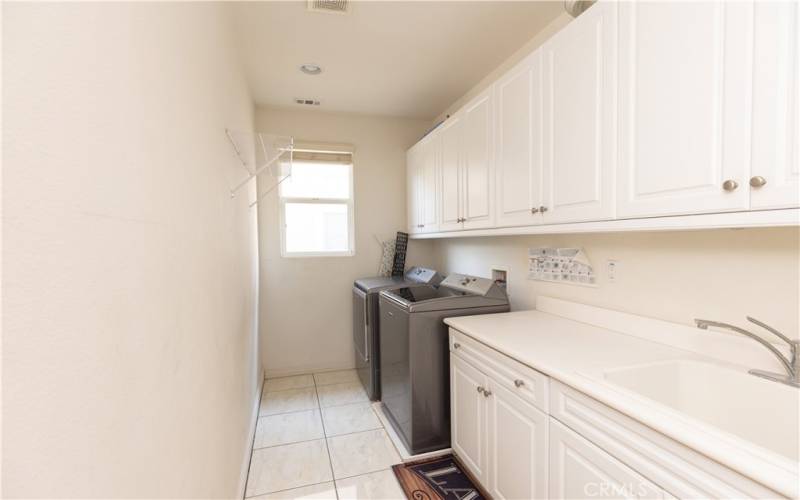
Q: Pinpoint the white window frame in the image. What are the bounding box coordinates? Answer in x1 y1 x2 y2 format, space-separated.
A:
278 161 355 258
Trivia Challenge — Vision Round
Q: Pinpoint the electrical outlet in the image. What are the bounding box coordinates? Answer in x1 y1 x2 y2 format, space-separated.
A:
607 260 618 282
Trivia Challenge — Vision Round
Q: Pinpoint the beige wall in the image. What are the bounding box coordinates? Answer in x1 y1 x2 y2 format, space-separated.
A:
434 228 800 336
255 107 437 377
3 3 260 498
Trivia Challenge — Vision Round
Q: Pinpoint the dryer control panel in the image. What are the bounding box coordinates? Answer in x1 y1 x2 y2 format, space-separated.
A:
405 266 443 286
440 273 505 299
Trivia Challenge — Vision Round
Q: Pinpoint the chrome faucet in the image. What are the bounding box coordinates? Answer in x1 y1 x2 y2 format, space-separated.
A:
694 317 800 388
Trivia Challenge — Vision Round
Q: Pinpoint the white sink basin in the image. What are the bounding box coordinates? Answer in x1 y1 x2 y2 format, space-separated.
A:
604 360 799 462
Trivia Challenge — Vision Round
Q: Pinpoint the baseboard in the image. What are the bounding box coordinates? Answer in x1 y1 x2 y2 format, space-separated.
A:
236 370 264 500
264 362 355 379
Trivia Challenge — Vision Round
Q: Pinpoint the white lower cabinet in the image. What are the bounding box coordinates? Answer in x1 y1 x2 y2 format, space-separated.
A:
549 419 664 499
450 339 549 499
449 329 783 500
450 353 489 485
487 382 548 499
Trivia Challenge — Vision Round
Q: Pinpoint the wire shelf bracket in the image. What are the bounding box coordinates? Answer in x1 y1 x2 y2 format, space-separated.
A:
227 131 294 200
249 172 292 208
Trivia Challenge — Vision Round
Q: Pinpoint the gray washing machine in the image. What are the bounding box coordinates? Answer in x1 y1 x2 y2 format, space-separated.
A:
378 273 509 455
352 267 443 401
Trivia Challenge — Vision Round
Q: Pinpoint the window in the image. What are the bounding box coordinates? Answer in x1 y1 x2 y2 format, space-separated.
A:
279 159 354 257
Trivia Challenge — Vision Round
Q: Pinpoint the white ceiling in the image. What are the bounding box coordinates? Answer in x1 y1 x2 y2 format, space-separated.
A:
230 1 564 119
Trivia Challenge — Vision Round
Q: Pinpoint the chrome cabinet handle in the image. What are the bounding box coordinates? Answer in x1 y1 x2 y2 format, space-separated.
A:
722 179 739 191
477 386 485 394
750 176 767 188
514 379 525 388
539 206 548 213
483 389 492 397
530 207 539 214
453 342 461 349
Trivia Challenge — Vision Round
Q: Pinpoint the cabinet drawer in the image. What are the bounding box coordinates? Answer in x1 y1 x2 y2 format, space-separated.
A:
550 381 783 499
450 328 549 414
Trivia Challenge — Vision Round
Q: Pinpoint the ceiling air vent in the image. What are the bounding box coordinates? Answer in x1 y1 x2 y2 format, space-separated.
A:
295 98 321 106
307 0 348 14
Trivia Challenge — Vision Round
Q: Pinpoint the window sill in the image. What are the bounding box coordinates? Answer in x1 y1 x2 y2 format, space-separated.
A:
280 251 356 258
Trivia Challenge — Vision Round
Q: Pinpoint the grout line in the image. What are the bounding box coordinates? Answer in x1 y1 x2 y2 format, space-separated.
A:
248 467 395 500
245 480 333 499
333 467 396 483
318 399 372 410
314 383 340 500
252 424 385 452
262 384 316 395
260 397 369 417
243 377 267 500
257 405 320 419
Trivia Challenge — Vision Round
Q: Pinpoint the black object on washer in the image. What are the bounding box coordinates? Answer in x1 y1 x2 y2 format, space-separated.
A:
352 267 443 401
378 273 509 456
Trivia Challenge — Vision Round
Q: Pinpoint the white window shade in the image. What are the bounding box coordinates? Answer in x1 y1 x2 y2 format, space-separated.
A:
280 161 351 199
279 155 354 258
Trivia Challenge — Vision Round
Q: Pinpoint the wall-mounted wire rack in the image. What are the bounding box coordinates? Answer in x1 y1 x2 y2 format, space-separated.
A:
226 129 293 208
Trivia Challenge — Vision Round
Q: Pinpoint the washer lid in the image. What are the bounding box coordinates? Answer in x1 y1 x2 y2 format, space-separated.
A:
354 275 409 293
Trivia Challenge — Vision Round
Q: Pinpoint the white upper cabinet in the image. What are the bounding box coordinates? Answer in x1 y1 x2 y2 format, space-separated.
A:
437 88 495 232
617 1 754 218
751 1 800 209
542 1 617 223
495 52 544 227
406 0 798 237
406 146 422 234
419 135 440 232
462 89 495 229
439 115 464 232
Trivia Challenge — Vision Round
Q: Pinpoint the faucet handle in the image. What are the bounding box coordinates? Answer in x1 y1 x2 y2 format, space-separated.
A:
746 316 796 346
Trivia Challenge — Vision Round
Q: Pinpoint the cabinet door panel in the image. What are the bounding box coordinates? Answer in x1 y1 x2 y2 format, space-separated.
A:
495 52 543 227
549 419 662 500
488 383 548 500
751 1 800 209
450 354 488 484
420 138 439 232
542 1 616 223
406 148 422 234
463 90 494 229
617 1 753 217
439 117 463 231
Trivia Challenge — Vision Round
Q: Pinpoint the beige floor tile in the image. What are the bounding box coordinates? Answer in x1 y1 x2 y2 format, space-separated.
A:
313 369 360 386
316 381 369 408
335 469 405 499
321 402 381 437
254 409 324 448
260 387 318 416
249 481 338 499
265 374 315 393
327 429 401 479
245 439 333 497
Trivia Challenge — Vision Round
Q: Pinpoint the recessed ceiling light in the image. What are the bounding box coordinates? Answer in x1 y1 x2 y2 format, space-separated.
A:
300 64 322 75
